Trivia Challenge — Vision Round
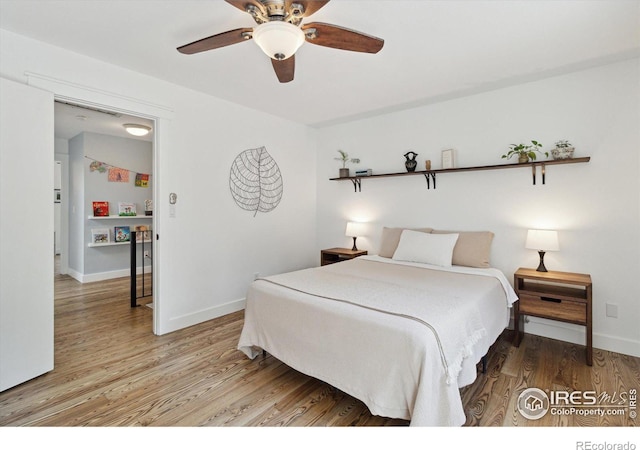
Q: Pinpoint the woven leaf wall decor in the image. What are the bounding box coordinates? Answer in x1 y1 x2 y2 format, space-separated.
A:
229 146 283 216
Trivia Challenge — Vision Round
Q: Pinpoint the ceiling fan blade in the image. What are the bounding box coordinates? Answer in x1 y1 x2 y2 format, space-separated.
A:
272 56 295 83
302 22 384 53
177 28 253 54
286 0 330 17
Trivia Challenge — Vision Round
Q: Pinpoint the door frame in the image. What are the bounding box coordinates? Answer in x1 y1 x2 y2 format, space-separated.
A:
26 72 173 335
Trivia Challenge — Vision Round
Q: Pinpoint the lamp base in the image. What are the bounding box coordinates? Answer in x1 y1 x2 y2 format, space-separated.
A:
536 250 548 272
352 237 358 251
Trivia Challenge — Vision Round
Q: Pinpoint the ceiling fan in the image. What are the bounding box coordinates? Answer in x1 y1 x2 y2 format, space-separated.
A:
177 0 384 83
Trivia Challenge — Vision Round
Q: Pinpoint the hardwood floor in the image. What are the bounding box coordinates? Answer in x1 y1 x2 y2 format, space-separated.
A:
0 271 638 429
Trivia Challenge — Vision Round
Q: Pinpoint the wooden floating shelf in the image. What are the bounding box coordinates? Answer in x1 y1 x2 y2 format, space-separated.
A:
330 157 590 191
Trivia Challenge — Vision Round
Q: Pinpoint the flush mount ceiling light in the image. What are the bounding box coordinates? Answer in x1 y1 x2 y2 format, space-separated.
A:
123 124 152 137
252 21 305 60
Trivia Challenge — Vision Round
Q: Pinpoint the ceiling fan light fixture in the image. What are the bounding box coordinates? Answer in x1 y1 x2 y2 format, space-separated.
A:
123 124 152 137
252 21 305 60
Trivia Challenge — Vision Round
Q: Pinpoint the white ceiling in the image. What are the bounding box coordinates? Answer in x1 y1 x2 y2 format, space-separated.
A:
54 101 154 141
2 0 639 134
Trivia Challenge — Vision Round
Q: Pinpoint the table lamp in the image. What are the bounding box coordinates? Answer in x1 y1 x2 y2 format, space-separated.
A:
525 229 559 272
345 222 366 251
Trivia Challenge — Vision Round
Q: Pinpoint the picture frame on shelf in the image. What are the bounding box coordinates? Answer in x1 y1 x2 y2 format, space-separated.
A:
92 201 109 217
144 199 153 216
91 228 110 244
118 202 137 216
441 149 455 169
114 226 131 242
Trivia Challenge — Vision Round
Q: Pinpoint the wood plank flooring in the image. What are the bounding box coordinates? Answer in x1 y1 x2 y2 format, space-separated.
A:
0 271 638 429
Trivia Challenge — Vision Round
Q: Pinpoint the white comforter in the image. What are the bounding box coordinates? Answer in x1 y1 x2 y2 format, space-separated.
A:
237 255 517 426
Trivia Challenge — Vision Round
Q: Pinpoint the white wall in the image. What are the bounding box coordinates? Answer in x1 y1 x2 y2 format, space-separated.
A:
54 138 69 274
77 132 152 277
155 87 318 333
0 29 318 335
68 134 85 277
316 58 640 357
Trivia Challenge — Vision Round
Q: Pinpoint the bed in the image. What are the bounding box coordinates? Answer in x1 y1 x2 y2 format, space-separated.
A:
237 228 518 426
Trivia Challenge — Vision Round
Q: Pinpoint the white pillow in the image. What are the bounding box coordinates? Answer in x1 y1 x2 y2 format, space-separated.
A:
392 230 459 267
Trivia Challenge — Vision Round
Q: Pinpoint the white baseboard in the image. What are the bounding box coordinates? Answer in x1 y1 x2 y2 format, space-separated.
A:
68 266 152 284
156 297 246 336
522 317 640 358
66 268 84 283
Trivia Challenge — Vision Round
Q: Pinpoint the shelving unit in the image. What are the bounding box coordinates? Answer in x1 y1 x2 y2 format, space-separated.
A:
88 215 152 247
330 157 590 192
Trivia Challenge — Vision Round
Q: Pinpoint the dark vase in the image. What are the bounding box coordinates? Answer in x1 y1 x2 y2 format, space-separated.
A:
404 151 418 172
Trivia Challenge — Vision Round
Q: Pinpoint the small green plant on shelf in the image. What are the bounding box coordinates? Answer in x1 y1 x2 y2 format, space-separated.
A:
334 149 360 168
335 150 360 177
501 140 548 163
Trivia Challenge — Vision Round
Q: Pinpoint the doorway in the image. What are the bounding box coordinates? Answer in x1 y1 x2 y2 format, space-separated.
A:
53 100 156 316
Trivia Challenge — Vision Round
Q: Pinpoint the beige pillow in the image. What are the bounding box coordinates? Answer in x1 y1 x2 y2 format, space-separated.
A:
378 227 433 258
432 230 494 268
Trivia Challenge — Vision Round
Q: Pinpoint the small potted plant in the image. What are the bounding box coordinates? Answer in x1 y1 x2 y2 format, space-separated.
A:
551 139 575 160
501 140 548 163
334 150 360 177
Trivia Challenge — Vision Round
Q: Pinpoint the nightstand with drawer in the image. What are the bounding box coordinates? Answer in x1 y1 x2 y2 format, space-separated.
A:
512 267 593 365
320 248 367 266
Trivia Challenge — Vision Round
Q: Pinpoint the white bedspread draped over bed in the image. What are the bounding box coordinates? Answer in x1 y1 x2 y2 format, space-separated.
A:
238 255 518 426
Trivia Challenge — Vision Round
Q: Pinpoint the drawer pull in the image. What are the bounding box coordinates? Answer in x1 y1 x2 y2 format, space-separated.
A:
541 296 561 303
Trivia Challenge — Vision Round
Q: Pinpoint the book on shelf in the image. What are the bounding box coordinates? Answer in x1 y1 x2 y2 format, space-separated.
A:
355 169 373 176
114 226 131 242
91 228 110 244
118 202 137 216
92 201 109 217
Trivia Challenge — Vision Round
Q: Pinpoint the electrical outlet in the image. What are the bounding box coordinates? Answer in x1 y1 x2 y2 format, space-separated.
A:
606 303 618 318
144 250 150 259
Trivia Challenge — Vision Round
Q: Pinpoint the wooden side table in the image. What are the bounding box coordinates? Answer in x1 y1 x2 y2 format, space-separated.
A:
512 267 593 365
321 248 367 266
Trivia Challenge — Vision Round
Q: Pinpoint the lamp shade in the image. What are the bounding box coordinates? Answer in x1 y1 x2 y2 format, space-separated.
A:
345 221 366 238
525 229 559 251
252 21 305 60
